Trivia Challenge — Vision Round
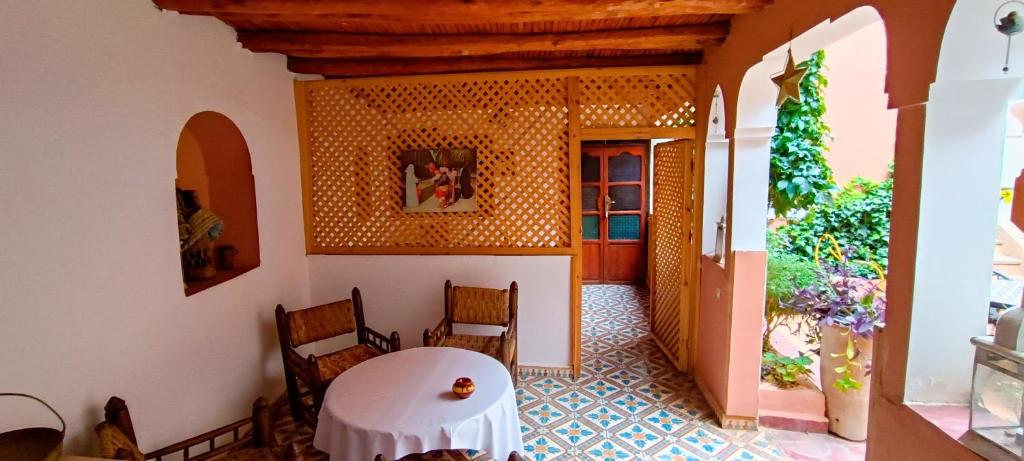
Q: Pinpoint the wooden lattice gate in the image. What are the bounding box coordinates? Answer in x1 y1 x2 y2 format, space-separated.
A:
650 139 698 371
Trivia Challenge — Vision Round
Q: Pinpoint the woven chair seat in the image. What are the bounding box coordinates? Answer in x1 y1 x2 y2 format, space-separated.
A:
316 344 382 380
443 334 501 359
394 449 493 461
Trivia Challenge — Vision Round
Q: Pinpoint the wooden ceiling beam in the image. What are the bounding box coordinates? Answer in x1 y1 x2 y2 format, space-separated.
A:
238 24 727 58
287 54 702 78
154 0 770 23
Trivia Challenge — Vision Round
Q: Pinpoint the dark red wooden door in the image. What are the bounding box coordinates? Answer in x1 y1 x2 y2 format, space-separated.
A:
581 144 648 284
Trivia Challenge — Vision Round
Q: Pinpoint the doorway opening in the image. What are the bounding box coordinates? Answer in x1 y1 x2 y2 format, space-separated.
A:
581 140 650 285
578 136 700 373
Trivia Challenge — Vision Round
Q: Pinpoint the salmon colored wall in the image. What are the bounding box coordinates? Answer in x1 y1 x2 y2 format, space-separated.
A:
822 21 896 185
696 252 764 424
724 251 766 417
697 256 731 416
175 130 210 207
692 0 974 458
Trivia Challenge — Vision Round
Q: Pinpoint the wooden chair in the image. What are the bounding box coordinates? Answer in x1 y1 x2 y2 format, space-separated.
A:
373 450 523 461
94 396 300 461
276 288 400 426
423 281 517 383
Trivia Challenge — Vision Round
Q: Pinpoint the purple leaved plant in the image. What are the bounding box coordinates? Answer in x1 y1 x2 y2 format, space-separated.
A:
783 247 886 340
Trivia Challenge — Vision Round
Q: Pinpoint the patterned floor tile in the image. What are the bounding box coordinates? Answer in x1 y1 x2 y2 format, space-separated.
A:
523 434 565 461
583 406 628 430
514 285 796 461
551 419 599 447
616 423 663 450
652 444 704 461
643 409 688 433
270 284 860 461
525 403 567 426
553 390 595 412
584 439 634 460
610 393 651 416
680 426 730 457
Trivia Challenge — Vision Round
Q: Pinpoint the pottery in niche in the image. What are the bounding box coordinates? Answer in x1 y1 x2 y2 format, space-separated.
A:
177 188 224 281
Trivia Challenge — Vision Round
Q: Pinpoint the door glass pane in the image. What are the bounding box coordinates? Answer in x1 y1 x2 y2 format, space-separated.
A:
608 215 640 240
608 152 642 182
583 215 600 240
610 185 641 211
582 152 601 182
582 186 600 211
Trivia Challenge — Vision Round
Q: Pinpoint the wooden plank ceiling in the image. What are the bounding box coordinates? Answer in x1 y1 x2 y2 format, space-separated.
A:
153 0 772 78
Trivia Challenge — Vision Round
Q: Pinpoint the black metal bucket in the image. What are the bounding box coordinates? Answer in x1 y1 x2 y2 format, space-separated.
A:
0 393 65 461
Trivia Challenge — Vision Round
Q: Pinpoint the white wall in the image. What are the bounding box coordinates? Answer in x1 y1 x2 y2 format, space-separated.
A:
938 0 1024 82
903 0 1024 403
905 80 1021 403
306 256 571 368
0 1 308 454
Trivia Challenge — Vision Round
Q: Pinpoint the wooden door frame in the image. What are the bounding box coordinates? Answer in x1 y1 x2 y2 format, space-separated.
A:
568 75 699 377
581 142 650 285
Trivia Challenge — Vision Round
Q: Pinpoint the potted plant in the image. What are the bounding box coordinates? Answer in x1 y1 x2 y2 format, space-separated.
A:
761 237 822 388
785 238 886 441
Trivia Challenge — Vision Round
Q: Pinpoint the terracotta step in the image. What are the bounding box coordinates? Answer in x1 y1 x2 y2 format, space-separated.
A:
758 380 829 433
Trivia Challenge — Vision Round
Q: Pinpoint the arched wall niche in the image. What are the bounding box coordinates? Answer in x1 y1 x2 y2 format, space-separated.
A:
176 111 260 295
703 86 730 255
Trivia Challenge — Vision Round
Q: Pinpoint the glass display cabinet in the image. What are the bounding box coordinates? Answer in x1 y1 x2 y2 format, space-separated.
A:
968 306 1024 460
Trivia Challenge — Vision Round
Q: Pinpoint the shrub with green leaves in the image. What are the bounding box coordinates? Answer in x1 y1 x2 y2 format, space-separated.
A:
774 169 893 276
763 241 823 353
762 352 814 388
770 49 837 218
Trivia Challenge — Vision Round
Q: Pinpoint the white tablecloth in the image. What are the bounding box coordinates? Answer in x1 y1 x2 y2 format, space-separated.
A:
312 347 524 461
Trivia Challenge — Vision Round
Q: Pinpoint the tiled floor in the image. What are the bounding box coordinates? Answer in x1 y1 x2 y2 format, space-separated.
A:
516 285 789 461
275 284 862 460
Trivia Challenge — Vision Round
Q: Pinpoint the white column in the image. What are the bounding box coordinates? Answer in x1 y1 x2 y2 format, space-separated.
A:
730 127 773 252
905 78 1024 403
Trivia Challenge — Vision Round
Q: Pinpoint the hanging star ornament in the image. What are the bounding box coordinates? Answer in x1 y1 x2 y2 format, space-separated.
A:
771 49 809 107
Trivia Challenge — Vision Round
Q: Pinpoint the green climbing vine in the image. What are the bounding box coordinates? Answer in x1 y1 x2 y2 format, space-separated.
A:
769 50 837 218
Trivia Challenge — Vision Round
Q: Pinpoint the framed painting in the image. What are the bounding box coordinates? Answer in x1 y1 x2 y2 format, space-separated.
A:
400 148 477 212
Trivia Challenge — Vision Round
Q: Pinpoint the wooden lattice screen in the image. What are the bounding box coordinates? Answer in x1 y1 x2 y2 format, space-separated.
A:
650 139 696 370
295 67 695 254
578 72 698 129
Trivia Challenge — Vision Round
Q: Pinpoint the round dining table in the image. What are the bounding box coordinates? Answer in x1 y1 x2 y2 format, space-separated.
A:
312 347 524 461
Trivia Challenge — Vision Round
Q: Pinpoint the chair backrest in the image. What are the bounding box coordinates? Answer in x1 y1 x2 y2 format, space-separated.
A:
96 397 144 460
95 396 276 461
103 396 136 444
446 281 516 326
283 299 360 347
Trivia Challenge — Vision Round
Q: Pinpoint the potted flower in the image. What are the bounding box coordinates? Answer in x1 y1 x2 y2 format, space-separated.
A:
785 239 886 441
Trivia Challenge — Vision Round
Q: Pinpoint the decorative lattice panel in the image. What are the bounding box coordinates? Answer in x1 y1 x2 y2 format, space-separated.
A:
296 67 696 253
300 75 571 250
651 140 695 368
578 73 698 129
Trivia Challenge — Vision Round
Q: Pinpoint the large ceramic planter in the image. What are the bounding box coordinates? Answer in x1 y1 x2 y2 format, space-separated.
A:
820 324 873 441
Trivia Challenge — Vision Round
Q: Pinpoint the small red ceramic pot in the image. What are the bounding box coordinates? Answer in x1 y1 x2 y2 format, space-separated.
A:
452 377 476 399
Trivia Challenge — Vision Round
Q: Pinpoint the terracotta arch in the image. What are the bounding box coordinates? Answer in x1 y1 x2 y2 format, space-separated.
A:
696 1 903 431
